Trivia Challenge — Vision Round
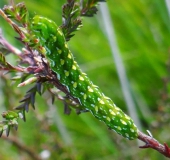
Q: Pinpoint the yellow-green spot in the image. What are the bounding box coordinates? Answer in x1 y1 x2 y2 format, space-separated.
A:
47 19 52 23
79 75 84 81
73 82 77 88
109 109 116 116
68 53 71 59
125 115 130 120
60 59 65 65
58 30 63 36
117 112 120 115
99 99 104 104
106 117 111 122
118 126 122 131
97 98 104 104
58 49 62 54
104 96 110 100
95 106 98 113
72 65 76 70
88 86 93 92
65 43 68 48
92 84 98 88
120 120 127 125
115 107 120 111
65 71 69 76
84 94 87 99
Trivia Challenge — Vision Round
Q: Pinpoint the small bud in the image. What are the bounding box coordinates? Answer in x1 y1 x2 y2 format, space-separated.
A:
18 113 24 119
17 77 37 87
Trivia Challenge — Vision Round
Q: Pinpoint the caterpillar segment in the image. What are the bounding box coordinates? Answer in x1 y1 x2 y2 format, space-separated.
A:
31 15 138 140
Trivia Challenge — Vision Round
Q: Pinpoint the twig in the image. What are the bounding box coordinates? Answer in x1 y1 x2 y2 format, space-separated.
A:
138 130 170 158
1 135 42 160
0 28 22 57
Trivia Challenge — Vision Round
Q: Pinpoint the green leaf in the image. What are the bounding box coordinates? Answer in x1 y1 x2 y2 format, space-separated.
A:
3 2 29 25
81 0 106 17
2 111 19 120
61 1 82 41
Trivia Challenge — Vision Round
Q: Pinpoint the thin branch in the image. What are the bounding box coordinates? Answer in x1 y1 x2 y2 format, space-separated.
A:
0 28 22 57
138 130 170 158
1 135 42 160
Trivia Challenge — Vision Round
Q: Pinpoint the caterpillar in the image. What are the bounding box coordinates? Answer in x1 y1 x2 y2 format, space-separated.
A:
31 15 138 140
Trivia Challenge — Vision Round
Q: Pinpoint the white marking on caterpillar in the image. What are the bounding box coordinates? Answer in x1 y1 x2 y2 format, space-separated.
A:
58 30 63 36
104 96 110 100
72 65 76 70
92 84 98 88
128 121 132 125
115 107 120 111
120 120 127 125
65 43 68 48
97 98 104 104
125 115 130 120
68 53 71 59
71 81 74 84
99 106 104 110
125 133 129 137
82 73 87 76
99 100 104 104
109 109 116 116
79 75 84 81
47 19 52 23
88 86 93 92
91 104 95 107
80 92 84 95
50 60 55 67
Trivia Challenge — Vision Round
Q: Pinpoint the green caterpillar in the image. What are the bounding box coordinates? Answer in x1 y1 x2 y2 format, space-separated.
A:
31 15 138 140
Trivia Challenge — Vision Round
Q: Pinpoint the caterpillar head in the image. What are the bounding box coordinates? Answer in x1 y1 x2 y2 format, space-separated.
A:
31 15 58 44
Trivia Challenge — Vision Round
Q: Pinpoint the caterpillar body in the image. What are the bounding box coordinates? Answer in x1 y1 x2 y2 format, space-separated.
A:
31 16 138 140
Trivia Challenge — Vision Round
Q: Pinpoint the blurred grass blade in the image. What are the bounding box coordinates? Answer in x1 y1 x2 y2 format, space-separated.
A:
165 0 170 18
98 3 142 134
